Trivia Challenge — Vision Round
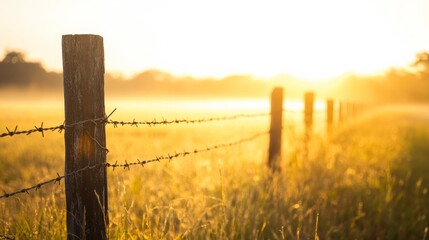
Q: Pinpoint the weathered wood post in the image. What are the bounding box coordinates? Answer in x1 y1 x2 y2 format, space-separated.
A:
62 34 108 240
326 99 334 136
268 87 283 171
304 92 314 135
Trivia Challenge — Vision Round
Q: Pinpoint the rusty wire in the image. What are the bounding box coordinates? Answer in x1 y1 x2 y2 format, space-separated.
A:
106 131 268 170
107 113 269 127
0 122 66 138
0 131 268 199
0 110 268 138
0 109 116 138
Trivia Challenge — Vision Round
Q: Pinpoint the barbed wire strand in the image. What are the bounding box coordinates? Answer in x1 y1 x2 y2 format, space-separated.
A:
107 112 269 127
0 110 268 138
0 109 117 138
106 131 268 170
0 131 268 199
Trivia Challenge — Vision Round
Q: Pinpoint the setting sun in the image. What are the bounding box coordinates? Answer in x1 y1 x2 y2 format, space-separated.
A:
1 0 428 81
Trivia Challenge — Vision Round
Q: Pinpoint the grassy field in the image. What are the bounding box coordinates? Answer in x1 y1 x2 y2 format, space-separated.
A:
0 102 428 239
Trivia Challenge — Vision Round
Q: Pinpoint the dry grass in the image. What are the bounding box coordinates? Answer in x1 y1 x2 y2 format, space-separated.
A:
0 103 428 239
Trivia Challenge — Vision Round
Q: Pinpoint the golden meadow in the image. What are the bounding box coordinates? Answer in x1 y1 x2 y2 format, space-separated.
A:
0 100 428 239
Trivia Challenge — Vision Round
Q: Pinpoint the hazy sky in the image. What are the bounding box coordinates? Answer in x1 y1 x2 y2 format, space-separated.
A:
1 0 429 80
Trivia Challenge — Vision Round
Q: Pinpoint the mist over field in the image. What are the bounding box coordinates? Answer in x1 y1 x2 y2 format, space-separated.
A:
1 51 429 103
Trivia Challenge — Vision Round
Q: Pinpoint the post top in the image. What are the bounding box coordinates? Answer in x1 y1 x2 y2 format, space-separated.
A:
62 34 103 39
272 87 283 93
305 91 315 97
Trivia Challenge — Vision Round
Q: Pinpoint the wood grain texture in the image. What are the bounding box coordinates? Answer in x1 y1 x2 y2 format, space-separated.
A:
62 34 108 240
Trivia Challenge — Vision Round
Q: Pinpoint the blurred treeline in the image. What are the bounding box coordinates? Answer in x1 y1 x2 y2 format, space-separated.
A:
336 52 429 103
0 51 428 102
0 52 62 90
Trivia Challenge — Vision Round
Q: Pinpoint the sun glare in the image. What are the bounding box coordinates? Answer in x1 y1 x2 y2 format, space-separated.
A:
0 0 427 81
93 0 420 81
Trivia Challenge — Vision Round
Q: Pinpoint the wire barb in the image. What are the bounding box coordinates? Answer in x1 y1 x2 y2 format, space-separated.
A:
106 112 269 127
0 111 268 138
105 131 268 169
0 131 268 199
0 118 105 138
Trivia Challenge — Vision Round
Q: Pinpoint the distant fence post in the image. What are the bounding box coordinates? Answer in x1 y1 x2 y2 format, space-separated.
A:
62 34 108 240
326 99 334 136
268 87 283 171
304 92 314 135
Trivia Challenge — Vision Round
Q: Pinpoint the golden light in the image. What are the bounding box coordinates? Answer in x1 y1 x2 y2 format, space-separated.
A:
1 0 427 82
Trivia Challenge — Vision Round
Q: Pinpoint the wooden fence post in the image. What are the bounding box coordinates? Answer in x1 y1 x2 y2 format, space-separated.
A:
62 34 108 240
304 92 314 135
326 99 334 135
268 87 283 171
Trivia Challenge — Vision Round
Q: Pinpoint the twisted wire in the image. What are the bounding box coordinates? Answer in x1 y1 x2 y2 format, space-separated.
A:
0 131 268 199
0 109 116 138
0 111 268 138
107 113 269 127
107 131 268 170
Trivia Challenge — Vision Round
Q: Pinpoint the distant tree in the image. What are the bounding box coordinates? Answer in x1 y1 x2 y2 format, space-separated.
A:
413 52 429 75
0 51 64 89
410 52 429 101
2 51 26 64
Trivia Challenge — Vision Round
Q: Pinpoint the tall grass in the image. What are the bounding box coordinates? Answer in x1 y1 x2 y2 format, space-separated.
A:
0 106 428 239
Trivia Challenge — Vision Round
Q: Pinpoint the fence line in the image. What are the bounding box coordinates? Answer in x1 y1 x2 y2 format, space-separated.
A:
0 98 365 200
0 34 368 239
0 131 267 200
108 112 269 127
1 103 353 139
0 111 269 138
0 96 365 199
0 106 347 139
0 95 364 199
